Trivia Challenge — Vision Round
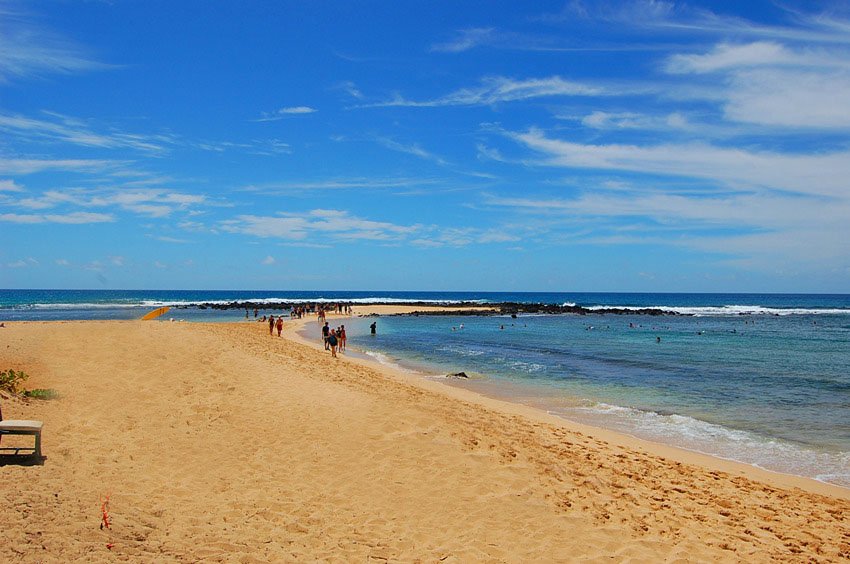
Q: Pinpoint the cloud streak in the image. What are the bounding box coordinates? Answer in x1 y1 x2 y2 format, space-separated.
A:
221 209 421 242
0 111 173 152
11 188 207 218
364 76 609 108
0 211 114 224
0 7 111 81
254 106 317 122
508 128 850 198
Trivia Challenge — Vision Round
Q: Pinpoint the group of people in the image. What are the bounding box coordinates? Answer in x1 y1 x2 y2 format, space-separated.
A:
321 322 346 357
268 314 284 336
249 302 356 322
258 304 365 358
316 303 353 323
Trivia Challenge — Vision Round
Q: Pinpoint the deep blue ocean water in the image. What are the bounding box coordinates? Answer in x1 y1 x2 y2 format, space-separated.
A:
3 289 850 487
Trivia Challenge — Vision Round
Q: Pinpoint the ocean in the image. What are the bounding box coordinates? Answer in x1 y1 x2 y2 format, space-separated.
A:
3 289 850 487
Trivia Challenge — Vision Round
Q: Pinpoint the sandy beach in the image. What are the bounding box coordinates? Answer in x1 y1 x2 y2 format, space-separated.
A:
1 317 848 562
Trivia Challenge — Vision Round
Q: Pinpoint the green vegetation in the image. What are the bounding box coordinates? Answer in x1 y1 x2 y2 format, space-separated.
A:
0 369 28 394
22 388 61 400
1 369 59 400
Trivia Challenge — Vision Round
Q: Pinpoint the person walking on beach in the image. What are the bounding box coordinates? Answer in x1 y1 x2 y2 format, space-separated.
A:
276 316 283 337
328 329 339 358
268 315 275 336
328 331 337 358
322 322 330 350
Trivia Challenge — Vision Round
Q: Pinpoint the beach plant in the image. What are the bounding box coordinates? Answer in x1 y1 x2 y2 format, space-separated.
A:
0 369 29 394
22 388 60 400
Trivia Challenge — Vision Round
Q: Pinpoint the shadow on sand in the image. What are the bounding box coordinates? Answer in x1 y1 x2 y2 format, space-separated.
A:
0 453 47 466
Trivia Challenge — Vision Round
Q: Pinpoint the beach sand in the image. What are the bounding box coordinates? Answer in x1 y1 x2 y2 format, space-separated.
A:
1 318 848 562
348 304 498 316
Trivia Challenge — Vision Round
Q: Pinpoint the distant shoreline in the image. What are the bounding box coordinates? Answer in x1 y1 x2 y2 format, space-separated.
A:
193 300 682 316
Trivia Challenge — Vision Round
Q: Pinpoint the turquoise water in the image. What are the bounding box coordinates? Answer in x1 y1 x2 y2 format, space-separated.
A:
4 289 850 487
335 311 850 488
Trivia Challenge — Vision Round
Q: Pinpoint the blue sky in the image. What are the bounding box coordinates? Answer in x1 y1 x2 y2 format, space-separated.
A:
1 0 849 292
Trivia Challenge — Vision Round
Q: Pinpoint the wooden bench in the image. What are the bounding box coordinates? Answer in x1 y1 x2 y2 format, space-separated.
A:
0 404 43 457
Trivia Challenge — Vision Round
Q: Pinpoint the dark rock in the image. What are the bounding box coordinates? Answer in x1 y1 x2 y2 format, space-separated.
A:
447 372 469 379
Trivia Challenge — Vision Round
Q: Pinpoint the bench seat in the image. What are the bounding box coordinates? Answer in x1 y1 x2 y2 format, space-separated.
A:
0 419 43 457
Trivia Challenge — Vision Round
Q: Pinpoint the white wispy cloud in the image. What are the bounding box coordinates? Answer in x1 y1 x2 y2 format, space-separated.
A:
241 177 440 193
668 42 813 73
261 255 276 265
0 211 114 224
337 81 364 99
508 128 850 198
0 179 24 192
663 41 850 129
412 227 522 248
0 111 172 152
376 138 450 166
0 157 114 175
485 190 850 267
548 1 850 46
155 236 189 243
429 26 668 54
6 257 38 268
0 6 111 81
13 188 207 217
722 68 850 128
578 110 691 131
431 28 496 53
364 76 608 108
220 209 421 242
0 110 298 158
255 106 317 122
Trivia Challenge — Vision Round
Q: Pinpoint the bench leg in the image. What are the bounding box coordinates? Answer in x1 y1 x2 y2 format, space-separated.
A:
34 431 42 458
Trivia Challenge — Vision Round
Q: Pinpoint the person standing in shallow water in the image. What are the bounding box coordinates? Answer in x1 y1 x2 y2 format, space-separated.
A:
327 329 338 357
370 321 377 335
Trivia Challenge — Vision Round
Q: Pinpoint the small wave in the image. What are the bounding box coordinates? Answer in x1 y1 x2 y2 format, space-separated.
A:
363 350 421 374
560 402 850 487
509 360 546 373
583 304 850 316
437 344 487 357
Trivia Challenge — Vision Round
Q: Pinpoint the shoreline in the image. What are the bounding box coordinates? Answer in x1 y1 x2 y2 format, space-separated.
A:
295 308 850 500
2 318 848 560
